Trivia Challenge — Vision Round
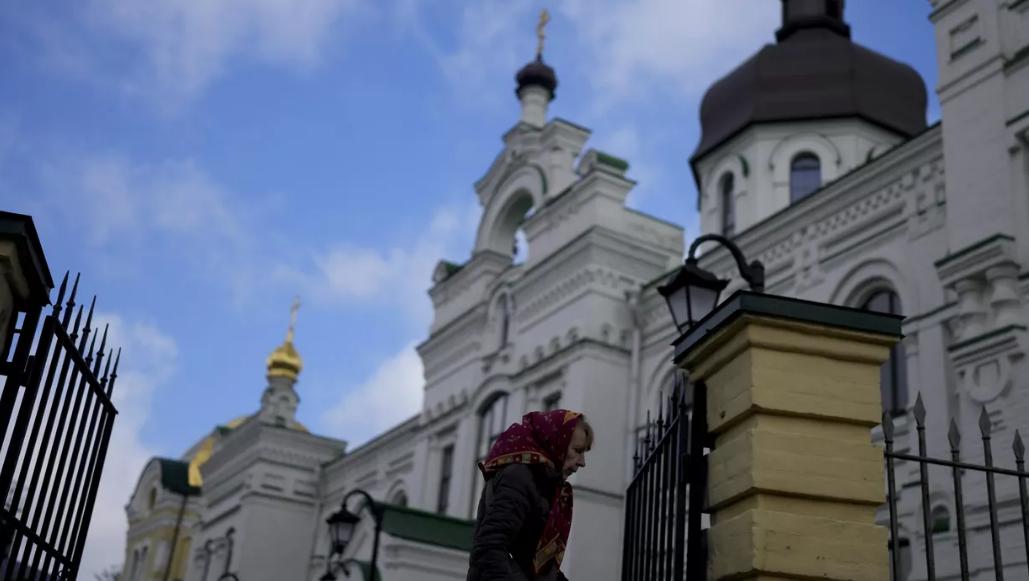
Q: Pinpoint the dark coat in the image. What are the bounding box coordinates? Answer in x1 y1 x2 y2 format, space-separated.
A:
466 463 570 581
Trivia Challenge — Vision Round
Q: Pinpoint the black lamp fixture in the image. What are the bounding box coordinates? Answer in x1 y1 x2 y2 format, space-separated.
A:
658 233 766 333
201 528 239 581
321 489 384 581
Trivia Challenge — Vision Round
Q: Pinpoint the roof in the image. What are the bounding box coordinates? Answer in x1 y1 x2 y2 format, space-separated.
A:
691 0 927 164
356 501 476 553
156 458 201 496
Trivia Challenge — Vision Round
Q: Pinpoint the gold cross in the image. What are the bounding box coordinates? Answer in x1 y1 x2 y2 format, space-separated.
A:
536 8 550 59
287 295 300 341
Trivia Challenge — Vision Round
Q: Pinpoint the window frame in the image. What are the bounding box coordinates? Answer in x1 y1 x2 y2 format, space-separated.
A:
719 172 735 237
789 152 822 203
436 445 454 514
470 393 510 516
860 289 907 415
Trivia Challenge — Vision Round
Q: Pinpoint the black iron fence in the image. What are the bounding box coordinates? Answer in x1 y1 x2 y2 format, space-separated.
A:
0 273 120 581
883 393 1029 581
622 375 708 581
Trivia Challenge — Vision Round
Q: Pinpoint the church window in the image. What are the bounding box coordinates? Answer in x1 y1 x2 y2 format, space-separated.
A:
437 444 454 514
543 392 562 412
720 173 735 237
861 290 907 415
931 505 950 534
498 295 512 347
472 393 509 515
148 487 157 510
790 152 822 202
392 490 409 507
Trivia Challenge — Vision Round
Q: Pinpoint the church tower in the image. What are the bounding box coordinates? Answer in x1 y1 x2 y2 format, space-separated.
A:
260 296 303 429
691 0 928 238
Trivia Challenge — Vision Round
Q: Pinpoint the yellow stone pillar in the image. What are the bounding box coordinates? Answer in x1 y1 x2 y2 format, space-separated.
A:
674 291 902 581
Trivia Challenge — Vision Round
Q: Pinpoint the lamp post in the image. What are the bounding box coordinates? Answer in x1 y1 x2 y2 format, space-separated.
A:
658 233 766 332
321 489 384 581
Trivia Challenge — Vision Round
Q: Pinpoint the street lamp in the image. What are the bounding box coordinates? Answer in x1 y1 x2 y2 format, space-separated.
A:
201 528 238 581
659 233 766 332
322 489 384 581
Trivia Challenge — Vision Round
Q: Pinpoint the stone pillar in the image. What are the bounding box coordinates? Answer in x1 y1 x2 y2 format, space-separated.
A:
674 292 902 581
0 211 54 357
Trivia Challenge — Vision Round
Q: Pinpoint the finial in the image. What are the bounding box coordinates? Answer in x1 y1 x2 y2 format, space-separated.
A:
535 8 550 59
287 296 300 342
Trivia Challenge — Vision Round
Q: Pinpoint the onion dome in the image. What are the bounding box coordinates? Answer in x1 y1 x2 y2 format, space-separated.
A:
516 56 558 100
266 296 303 381
691 0 927 163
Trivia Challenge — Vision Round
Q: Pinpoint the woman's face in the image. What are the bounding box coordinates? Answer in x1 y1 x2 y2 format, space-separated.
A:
561 426 590 479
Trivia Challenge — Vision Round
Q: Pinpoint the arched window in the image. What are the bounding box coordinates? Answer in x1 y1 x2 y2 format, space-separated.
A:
861 290 907 415
471 393 510 515
392 490 409 508
931 505 950 534
498 295 511 347
720 173 735 237
148 488 157 511
790 152 822 202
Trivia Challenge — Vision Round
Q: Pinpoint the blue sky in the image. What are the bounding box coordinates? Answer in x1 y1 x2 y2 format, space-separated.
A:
0 0 939 573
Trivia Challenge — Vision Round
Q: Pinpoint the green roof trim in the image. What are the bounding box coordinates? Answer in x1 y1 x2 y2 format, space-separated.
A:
157 458 201 496
216 425 234 435
382 502 475 552
596 152 630 172
442 261 465 276
356 500 475 552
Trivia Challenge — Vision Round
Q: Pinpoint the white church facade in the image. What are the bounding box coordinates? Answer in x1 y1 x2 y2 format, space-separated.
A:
121 1 1029 580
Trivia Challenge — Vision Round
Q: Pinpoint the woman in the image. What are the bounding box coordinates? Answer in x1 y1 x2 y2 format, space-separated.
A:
467 409 594 581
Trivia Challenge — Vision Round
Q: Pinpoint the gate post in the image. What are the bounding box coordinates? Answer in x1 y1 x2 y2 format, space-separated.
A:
674 292 901 581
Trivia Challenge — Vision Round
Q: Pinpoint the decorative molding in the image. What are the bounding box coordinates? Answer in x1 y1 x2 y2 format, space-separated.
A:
951 325 1027 404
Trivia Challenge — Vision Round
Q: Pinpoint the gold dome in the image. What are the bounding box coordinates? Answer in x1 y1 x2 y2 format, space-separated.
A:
266 296 303 381
186 414 309 487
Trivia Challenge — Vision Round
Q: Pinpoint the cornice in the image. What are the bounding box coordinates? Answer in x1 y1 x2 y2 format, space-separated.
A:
324 416 420 477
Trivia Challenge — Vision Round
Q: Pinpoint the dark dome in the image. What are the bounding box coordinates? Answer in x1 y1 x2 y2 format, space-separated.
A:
691 0 928 163
516 57 558 100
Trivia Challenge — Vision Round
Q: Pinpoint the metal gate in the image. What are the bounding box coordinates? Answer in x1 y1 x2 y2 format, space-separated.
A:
622 374 708 581
0 273 121 581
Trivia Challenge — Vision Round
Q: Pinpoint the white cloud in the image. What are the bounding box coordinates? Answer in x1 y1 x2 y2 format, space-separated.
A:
558 0 778 107
293 202 480 328
320 343 424 446
7 0 366 112
77 312 177 578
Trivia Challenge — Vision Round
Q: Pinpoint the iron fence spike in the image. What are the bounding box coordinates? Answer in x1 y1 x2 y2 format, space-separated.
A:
1014 430 1025 461
948 418 962 451
979 407 992 438
914 392 927 427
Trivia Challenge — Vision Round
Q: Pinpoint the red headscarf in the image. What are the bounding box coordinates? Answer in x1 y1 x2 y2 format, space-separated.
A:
478 409 583 577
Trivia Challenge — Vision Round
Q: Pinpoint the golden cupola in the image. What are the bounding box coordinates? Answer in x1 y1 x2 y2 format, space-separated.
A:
266 296 303 382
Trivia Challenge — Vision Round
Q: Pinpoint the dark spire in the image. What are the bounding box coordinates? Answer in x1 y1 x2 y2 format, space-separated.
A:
776 0 850 42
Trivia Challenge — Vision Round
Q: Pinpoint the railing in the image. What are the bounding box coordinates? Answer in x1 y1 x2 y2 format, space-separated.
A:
622 375 708 581
0 273 121 581
883 393 1029 581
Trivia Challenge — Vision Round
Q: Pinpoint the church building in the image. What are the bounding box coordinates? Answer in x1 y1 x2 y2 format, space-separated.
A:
122 1 1029 580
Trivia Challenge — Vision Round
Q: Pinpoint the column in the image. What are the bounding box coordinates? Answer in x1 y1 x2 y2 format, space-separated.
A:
675 292 901 581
